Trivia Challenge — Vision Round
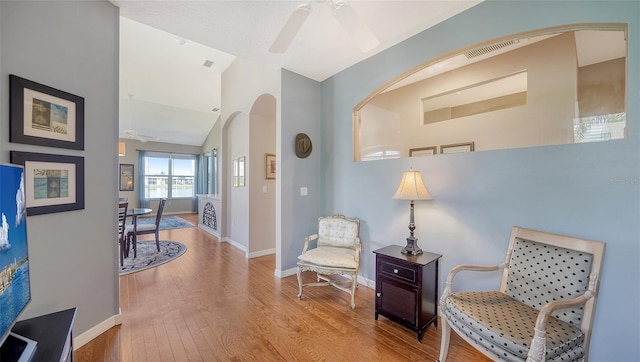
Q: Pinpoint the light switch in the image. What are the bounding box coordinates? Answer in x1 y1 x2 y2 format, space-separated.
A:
300 187 308 196
262 185 267 193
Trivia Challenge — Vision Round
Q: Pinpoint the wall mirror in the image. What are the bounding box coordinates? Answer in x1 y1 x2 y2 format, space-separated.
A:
353 24 627 161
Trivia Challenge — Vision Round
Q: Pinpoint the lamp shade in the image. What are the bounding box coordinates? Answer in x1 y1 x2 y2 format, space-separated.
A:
118 141 126 157
393 170 432 201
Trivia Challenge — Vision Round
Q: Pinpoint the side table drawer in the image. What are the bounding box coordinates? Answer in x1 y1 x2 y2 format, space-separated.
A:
379 259 417 284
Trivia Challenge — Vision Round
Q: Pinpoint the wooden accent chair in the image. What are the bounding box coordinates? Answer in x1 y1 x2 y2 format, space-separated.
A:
117 201 128 267
438 226 605 362
297 214 361 309
126 198 166 258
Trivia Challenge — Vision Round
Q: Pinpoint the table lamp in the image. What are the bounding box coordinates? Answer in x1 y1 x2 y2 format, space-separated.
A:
393 168 432 255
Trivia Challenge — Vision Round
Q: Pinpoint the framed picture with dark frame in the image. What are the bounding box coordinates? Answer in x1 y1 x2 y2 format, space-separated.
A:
9 74 85 150
409 146 437 157
119 164 134 191
440 142 475 154
10 151 85 216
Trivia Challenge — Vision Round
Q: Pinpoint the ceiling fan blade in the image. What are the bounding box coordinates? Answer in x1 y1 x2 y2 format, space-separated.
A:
121 129 157 143
139 134 159 142
331 0 380 52
269 3 312 53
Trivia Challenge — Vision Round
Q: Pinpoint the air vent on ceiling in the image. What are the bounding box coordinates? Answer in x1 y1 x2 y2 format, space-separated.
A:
465 40 517 59
202 60 214 68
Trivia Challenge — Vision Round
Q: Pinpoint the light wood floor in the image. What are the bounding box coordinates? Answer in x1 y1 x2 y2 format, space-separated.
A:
75 213 490 361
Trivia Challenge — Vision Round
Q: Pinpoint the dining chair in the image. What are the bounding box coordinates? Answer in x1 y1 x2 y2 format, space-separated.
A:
126 198 166 257
117 201 128 267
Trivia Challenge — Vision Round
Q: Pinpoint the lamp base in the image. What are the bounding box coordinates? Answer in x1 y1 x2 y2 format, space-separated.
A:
401 237 423 255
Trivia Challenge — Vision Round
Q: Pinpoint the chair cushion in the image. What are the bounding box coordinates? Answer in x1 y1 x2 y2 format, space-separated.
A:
298 246 358 269
445 291 584 361
506 237 593 326
317 216 358 248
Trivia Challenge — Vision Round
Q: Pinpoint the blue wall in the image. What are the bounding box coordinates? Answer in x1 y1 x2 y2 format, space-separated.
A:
280 70 323 271
318 1 639 360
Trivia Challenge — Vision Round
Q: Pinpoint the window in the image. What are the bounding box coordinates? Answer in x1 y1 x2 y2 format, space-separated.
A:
143 153 196 199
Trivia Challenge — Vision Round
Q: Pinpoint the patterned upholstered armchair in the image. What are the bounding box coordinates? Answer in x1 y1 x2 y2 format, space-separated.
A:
297 214 361 309
438 226 605 362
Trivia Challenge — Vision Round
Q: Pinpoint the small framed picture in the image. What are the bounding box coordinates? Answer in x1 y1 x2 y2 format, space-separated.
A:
409 146 437 157
238 156 245 187
9 75 85 150
265 153 276 180
233 158 239 187
441 142 475 154
119 164 134 191
10 151 85 216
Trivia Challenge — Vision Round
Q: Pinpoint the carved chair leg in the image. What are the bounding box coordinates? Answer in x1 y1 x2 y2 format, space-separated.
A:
438 314 451 362
296 267 303 299
350 273 357 309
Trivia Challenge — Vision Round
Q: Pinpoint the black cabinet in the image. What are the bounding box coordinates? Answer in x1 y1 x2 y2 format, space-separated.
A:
1 308 76 362
373 245 441 342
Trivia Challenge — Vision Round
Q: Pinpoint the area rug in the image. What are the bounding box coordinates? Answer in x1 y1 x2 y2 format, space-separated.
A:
126 216 194 230
120 240 187 275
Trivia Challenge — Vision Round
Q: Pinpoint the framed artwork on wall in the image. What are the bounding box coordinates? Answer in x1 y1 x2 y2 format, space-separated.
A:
119 164 134 191
238 156 245 187
440 142 475 154
233 158 239 187
9 75 85 150
10 151 85 216
265 153 276 180
409 146 437 157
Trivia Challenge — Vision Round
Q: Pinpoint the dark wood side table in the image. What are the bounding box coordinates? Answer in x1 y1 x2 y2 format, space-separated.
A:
1 307 76 362
373 245 441 343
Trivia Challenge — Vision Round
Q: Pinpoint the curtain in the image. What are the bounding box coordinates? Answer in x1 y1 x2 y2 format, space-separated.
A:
138 150 149 208
194 153 207 212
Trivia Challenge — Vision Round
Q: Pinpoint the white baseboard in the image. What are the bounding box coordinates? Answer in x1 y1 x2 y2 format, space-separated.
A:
198 223 220 239
248 248 275 259
357 275 375 289
275 266 298 278
221 237 247 253
73 312 122 350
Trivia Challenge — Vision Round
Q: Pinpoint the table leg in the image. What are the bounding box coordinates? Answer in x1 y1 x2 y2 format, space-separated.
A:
132 215 138 258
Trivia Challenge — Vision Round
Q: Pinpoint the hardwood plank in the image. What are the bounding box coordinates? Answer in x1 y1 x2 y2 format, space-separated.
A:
76 213 490 361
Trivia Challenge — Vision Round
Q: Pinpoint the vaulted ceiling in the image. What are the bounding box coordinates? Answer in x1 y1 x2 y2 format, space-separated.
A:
112 0 483 146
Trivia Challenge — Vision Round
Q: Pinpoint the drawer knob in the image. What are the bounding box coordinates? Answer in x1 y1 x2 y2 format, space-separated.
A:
393 269 398 274
376 293 381 297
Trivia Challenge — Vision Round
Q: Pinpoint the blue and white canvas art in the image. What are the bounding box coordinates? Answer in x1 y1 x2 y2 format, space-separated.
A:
0 165 31 336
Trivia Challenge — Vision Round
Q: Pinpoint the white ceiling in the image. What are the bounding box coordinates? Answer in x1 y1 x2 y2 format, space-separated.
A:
113 0 483 146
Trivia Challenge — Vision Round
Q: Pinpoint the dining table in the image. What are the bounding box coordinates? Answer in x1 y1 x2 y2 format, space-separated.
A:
126 207 152 258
